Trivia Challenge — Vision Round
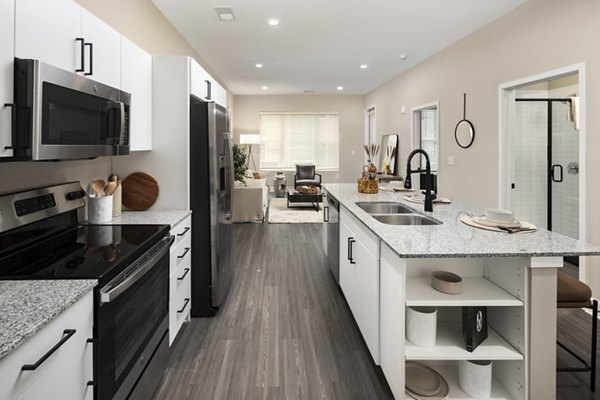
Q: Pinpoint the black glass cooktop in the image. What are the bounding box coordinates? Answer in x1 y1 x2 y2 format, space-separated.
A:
0 224 170 284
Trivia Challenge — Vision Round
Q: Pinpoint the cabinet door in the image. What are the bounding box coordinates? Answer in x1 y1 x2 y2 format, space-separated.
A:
212 80 227 108
352 238 380 363
189 59 211 101
15 0 82 72
0 0 14 157
81 9 121 88
121 37 152 151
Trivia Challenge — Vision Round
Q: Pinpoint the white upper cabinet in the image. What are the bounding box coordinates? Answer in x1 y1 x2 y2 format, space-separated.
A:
190 58 227 108
80 9 121 88
121 37 153 151
15 0 82 73
15 0 121 88
0 0 14 158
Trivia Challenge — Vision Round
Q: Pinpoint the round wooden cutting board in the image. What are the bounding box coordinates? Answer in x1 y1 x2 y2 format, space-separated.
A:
121 172 159 211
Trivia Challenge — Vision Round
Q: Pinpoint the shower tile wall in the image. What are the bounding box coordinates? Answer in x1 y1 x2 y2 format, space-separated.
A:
513 97 548 228
550 83 579 239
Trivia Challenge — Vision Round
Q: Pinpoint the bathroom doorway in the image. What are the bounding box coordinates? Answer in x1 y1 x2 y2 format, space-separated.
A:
499 66 585 274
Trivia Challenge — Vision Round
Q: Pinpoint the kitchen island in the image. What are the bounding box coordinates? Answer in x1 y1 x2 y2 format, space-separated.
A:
322 183 600 400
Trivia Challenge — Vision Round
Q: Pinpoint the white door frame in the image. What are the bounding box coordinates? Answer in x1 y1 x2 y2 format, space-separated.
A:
364 105 376 164
498 63 587 279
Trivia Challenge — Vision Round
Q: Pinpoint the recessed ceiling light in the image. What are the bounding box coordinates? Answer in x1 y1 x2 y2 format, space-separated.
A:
337 86 344 91
399 54 408 60
360 64 368 69
261 86 268 90
214 7 236 22
268 18 280 26
255 63 263 68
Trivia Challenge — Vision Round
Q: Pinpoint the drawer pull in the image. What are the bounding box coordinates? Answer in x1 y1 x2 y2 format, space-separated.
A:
177 298 190 313
22 329 76 371
177 227 190 237
177 247 191 259
177 268 190 281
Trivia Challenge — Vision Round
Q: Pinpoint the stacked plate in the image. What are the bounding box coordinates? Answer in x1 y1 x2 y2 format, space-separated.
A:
473 208 521 229
405 362 449 399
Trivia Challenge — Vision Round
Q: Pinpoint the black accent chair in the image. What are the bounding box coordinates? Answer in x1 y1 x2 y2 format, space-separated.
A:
294 164 321 188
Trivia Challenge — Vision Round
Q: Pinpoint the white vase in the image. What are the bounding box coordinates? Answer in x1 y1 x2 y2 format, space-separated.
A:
406 306 437 347
458 360 493 399
88 195 113 224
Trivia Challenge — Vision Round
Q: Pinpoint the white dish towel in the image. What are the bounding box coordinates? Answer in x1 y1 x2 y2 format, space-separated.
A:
568 96 580 130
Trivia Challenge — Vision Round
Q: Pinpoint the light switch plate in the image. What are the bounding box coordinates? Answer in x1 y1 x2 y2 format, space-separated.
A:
447 156 456 166
401 106 406 115
351 150 356 156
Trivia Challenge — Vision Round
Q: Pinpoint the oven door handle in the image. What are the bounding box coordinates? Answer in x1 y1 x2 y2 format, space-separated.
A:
100 235 175 304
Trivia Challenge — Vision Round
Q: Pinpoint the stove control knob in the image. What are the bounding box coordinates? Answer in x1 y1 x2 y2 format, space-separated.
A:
66 190 85 201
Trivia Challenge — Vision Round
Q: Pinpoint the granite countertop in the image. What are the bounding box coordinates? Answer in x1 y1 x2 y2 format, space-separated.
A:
0 280 97 361
94 210 191 228
323 183 600 258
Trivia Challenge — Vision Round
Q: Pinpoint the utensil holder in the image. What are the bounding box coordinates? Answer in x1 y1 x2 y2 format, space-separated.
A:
406 306 437 347
458 360 492 399
88 195 113 224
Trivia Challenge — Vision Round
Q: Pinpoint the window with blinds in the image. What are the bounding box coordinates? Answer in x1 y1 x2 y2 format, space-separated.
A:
413 106 439 171
259 113 339 170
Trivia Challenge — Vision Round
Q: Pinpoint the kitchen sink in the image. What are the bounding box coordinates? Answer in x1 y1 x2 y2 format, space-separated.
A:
371 214 441 226
356 202 414 214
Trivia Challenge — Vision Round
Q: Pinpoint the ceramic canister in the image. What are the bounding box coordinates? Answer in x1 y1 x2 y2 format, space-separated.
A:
406 306 437 347
88 195 113 224
458 360 493 399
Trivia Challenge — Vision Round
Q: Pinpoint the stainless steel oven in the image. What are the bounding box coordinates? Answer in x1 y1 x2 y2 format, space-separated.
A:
96 234 174 400
9 58 130 161
326 194 340 284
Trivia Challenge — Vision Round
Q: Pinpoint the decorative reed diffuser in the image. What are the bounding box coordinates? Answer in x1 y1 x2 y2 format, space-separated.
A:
358 144 380 194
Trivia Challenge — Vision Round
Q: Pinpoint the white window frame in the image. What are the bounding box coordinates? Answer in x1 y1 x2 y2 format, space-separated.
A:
411 101 440 172
258 112 339 171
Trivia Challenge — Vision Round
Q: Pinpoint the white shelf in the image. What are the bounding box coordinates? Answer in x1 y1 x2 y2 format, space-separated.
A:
405 366 515 400
405 322 523 360
406 277 523 307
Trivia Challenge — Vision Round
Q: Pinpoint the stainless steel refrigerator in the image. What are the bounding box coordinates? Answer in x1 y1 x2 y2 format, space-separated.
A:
189 99 234 316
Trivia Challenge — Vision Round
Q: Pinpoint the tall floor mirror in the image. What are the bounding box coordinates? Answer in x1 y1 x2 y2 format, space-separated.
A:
378 134 399 175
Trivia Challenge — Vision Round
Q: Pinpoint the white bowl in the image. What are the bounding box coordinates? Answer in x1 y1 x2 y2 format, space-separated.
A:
485 208 514 224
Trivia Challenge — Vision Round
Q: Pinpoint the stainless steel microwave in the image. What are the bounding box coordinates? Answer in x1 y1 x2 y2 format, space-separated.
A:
8 58 130 161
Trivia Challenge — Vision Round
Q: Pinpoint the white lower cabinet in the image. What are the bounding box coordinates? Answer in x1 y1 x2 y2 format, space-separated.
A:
0 291 93 400
339 207 379 364
169 215 192 345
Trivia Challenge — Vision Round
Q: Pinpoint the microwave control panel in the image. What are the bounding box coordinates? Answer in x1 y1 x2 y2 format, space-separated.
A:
14 194 56 217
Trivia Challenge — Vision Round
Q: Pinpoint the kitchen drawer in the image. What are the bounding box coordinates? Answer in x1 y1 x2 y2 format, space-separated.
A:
169 268 191 345
172 215 192 248
170 248 191 301
170 233 191 276
0 291 93 400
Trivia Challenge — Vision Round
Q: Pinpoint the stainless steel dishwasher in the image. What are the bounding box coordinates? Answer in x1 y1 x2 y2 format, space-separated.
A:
325 194 340 284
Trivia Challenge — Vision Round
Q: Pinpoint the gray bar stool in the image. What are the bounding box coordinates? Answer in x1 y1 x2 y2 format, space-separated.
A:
557 270 598 391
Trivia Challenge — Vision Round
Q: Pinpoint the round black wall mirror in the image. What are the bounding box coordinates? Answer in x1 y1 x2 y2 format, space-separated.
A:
455 93 475 148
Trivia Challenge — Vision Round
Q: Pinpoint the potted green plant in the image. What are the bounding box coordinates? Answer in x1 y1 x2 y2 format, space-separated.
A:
233 143 249 185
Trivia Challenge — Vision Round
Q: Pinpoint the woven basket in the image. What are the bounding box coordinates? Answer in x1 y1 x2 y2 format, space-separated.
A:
357 178 378 194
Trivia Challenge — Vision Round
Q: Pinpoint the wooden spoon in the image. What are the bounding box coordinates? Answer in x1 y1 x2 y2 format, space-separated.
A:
108 174 118 182
91 179 106 197
104 181 118 196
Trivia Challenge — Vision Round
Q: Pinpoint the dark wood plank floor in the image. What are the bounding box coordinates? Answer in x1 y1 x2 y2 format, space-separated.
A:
154 222 393 400
154 223 598 399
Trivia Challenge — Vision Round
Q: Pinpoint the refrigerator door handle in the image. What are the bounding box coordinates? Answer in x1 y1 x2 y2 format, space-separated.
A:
224 132 235 216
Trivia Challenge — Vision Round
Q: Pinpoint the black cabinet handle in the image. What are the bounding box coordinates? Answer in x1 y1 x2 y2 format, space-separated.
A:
347 237 352 261
75 38 85 72
22 329 76 371
205 80 211 100
177 227 190 237
349 239 356 264
177 247 190 259
87 381 95 387
324 206 329 222
177 268 190 281
551 164 563 183
177 298 190 313
84 42 93 76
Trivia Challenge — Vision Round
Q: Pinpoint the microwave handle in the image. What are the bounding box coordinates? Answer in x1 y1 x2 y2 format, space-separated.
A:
116 101 126 145
99 235 174 303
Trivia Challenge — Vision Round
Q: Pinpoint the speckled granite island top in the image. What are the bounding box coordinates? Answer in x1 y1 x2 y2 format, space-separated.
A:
323 183 600 258
0 280 97 360
92 210 191 228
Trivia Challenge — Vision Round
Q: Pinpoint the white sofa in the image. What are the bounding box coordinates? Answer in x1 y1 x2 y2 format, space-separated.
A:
233 176 268 223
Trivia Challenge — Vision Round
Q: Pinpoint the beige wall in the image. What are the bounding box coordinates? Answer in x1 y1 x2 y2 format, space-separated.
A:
364 0 600 290
233 95 365 185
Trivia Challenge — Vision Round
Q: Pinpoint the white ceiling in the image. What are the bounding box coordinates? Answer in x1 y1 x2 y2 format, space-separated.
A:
152 0 526 95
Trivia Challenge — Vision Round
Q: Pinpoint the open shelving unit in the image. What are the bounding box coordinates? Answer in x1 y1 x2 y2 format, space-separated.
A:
405 322 523 361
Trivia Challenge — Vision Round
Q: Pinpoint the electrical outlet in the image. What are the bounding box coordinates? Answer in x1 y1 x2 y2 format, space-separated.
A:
335 173 340 179
401 106 406 115
351 150 356 156
447 156 456 166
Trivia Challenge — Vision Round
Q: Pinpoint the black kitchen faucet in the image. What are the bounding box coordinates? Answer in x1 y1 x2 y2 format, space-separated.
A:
404 149 434 212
